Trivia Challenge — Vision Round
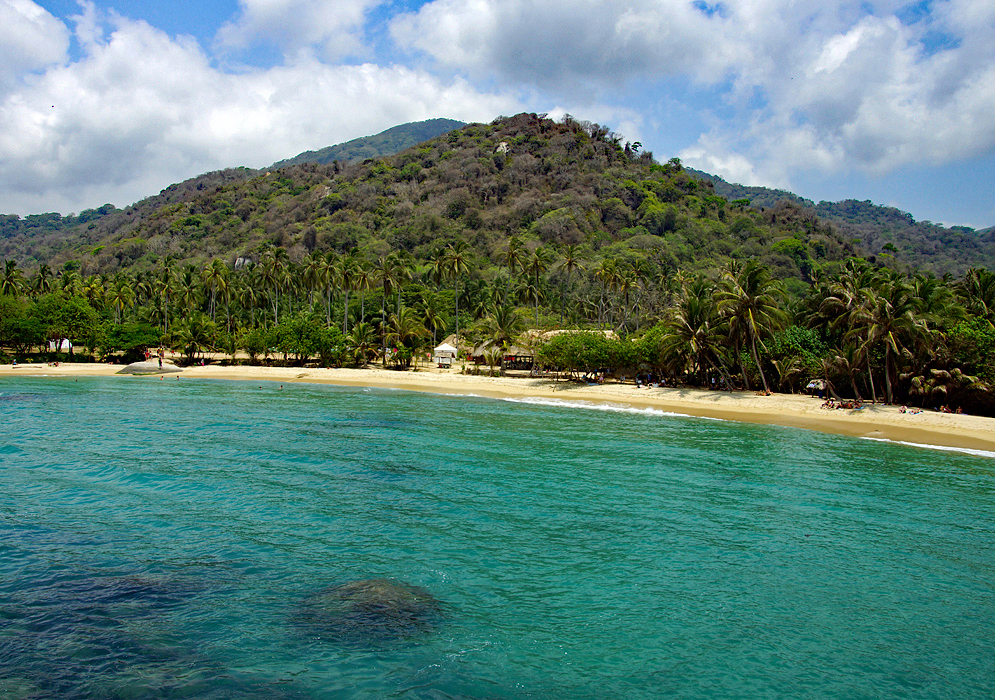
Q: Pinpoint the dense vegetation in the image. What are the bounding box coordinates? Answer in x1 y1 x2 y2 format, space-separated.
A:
2 113 994 413
693 170 995 276
270 118 465 169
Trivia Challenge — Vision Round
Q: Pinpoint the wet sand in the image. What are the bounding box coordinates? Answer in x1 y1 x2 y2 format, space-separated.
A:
3 361 994 455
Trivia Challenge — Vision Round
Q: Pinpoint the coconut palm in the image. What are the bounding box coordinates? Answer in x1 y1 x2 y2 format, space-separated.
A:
61 270 83 297
659 275 728 385
349 321 378 366
482 303 525 351
524 246 553 327
442 240 471 345
419 291 447 345
848 277 924 404
386 306 429 367
82 275 105 309
717 259 786 393
1 259 25 296
960 268 995 324
30 264 54 296
201 259 228 322
107 275 136 323
172 312 217 363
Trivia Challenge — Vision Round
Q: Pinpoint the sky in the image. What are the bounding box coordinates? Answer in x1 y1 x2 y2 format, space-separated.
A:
2 1 994 228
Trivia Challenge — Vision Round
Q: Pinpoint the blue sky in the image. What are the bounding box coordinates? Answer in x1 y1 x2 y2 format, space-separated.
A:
2 0 993 229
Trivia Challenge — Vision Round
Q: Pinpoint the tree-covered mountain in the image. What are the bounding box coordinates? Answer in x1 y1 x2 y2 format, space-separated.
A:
689 169 995 276
0 113 858 289
3 114 995 413
270 118 465 169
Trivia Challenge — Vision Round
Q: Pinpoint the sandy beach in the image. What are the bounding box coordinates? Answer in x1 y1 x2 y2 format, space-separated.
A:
3 361 995 455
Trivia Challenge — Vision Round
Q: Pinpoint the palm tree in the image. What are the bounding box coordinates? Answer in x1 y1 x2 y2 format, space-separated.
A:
300 253 323 312
260 248 288 324
594 257 620 328
524 246 552 327
177 265 201 318
82 275 105 310
615 270 638 334
1 260 26 296
340 255 356 334
419 291 447 345
374 253 407 361
61 270 83 297
660 275 728 386
321 252 338 326
848 277 924 404
482 303 525 351
558 244 585 324
443 240 471 346
349 321 378 366
503 236 525 304
107 275 136 323
155 265 175 334
717 259 786 393
354 259 373 325
172 312 217 364
30 264 54 296
201 259 228 322
386 306 429 367
960 268 995 325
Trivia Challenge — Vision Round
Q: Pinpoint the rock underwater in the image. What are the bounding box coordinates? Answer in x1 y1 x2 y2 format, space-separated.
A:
296 578 444 644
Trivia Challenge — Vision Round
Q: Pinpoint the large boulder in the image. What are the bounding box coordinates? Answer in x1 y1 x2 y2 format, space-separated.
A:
116 361 182 375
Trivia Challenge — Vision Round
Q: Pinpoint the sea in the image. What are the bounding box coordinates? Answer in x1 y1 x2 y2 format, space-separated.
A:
1 376 993 699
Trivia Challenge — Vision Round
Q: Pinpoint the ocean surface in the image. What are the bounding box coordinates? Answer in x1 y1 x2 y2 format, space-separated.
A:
1 376 993 699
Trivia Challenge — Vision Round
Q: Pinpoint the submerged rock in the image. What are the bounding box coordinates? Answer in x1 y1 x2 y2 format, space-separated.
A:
297 578 443 644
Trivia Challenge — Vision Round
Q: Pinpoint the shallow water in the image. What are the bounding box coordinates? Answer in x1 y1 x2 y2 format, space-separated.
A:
1 376 994 699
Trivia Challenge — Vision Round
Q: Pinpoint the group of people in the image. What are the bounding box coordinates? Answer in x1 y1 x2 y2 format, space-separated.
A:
821 397 864 410
634 373 664 388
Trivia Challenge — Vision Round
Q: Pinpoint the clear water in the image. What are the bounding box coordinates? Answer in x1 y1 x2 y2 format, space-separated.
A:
1 376 994 699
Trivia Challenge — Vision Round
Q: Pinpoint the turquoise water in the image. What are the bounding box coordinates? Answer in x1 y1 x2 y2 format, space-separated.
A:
1 376 994 699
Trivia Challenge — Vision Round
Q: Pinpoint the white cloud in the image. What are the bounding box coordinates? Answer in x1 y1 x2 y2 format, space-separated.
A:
216 0 381 60
0 0 70 88
391 0 731 91
0 5 520 215
393 0 995 184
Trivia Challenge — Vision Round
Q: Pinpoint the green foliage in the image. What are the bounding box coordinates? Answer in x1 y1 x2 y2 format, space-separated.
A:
948 318 995 381
536 332 627 373
28 292 99 345
102 321 162 361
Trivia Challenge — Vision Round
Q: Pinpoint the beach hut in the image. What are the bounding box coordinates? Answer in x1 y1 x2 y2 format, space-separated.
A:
432 342 457 367
806 379 827 397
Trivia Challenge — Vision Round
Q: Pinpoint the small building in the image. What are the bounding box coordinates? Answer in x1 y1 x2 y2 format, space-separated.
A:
432 342 458 367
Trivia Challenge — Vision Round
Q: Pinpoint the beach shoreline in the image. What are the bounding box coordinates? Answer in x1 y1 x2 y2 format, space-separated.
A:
3 361 995 456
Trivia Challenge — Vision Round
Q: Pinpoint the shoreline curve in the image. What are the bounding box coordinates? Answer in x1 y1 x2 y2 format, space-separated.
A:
3 362 995 456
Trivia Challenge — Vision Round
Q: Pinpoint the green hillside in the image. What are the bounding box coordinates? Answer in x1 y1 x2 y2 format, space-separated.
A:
270 118 465 169
690 169 995 275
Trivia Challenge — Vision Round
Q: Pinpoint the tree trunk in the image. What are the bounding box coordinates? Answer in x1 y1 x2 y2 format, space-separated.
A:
884 345 894 404
750 332 769 393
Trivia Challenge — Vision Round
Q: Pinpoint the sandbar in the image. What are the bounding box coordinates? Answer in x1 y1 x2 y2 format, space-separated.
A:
3 361 995 456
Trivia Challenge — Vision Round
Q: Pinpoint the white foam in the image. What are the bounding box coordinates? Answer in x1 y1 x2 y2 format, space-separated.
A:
499 395 720 420
860 436 995 459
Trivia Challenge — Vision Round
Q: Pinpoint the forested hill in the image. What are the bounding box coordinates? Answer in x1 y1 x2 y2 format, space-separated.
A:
689 169 995 276
270 118 465 169
1 113 859 285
